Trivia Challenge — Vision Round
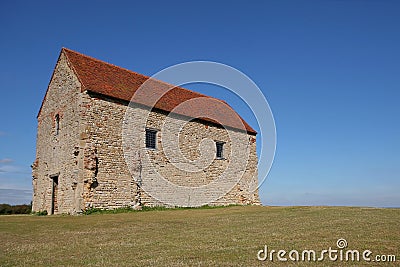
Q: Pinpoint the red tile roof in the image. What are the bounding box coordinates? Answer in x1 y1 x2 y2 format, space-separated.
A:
45 48 256 134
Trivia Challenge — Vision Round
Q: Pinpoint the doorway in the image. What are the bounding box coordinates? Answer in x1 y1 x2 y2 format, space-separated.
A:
51 175 59 214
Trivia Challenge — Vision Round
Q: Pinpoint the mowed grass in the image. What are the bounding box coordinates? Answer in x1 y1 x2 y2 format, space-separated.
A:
0 206 399 266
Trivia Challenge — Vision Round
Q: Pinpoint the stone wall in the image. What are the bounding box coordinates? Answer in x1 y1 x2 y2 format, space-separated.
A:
33 52 260 214
80 94 260 209
78 92 137 210
32 53 83 214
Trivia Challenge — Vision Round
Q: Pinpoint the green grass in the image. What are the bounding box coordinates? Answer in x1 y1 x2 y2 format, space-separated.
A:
82 204 237 215
0 206 399 266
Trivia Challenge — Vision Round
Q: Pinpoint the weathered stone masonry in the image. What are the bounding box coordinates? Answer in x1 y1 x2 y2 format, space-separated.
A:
32 48 261 214
32 53 82 214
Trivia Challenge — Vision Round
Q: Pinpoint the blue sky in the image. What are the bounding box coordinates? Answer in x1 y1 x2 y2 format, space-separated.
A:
0 1 399 206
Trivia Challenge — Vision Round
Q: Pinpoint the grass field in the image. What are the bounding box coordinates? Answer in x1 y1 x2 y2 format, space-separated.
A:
0 206 399 266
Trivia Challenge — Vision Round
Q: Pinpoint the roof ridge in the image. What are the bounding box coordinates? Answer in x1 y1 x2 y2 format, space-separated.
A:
62 48 87 90
61 47 212 99
62 47 152 81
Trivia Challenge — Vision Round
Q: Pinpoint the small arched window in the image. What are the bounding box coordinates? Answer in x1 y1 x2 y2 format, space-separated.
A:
55 114 60 135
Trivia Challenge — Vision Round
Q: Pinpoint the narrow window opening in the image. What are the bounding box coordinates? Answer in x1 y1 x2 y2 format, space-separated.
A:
55 114 60 135
145 129 157 149
216 141 224 159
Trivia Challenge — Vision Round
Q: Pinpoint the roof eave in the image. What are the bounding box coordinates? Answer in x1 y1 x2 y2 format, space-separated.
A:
84 89 257 135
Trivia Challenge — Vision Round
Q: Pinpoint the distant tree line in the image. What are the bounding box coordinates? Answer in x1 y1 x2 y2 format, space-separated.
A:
0 203 32 215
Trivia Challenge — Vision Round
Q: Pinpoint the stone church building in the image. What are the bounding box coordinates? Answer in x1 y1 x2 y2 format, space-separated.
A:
32 48 260 214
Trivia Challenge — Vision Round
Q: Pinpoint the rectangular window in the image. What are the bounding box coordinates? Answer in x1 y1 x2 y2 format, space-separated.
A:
216 141 224 159
145 129 157 149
